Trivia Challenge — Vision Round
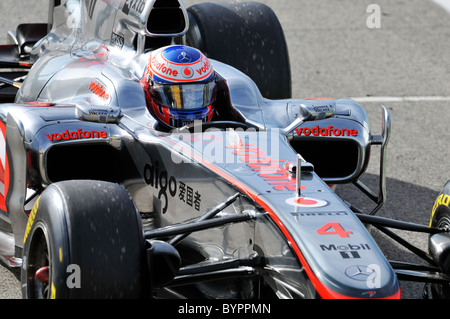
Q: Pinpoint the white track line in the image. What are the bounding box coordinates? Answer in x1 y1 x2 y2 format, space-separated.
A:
431 0 450 13
351 96 450 103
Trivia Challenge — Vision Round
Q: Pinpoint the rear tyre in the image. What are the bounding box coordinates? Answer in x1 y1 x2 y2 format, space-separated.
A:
21 180 145 299
186 1 292 99
428 182 450 298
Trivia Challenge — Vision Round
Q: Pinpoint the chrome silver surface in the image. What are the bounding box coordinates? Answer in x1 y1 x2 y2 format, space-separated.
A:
0 0 400 299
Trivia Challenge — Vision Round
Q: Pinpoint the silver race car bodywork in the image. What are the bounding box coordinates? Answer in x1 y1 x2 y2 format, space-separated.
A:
0 0 448 299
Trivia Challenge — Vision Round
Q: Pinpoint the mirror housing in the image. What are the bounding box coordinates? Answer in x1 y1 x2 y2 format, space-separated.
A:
76 105 122 124
286 100 371 184
286 102 390 215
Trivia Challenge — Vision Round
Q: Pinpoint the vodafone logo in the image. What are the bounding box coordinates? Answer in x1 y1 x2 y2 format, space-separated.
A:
295 125 358 137
46 129 108 142
149 45 213 83
285 196 328 208
182 67 194 79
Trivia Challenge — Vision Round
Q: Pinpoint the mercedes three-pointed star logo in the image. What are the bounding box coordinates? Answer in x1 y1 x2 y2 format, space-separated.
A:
177 51 192 63
345 265 376 281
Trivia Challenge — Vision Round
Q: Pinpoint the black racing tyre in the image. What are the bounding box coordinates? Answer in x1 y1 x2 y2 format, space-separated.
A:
186 1 292 100
21 180 146 299
428 181 450 298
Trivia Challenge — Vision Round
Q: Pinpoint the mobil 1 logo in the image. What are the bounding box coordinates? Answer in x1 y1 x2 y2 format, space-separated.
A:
320 243 371 259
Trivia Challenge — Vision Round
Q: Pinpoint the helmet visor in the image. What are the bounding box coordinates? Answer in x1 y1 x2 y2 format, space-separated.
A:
151 82 216 110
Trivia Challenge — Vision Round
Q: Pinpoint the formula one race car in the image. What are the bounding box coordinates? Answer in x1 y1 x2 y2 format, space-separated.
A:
0 0 449 299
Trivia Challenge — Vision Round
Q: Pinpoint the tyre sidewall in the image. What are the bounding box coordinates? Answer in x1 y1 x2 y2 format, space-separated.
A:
428 182 450 298
22 181 145 299
430 182 450 229
21 188 71 299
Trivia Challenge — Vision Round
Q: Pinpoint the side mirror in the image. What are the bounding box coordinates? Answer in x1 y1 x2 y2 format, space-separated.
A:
283 101 336 135
75 105 122 123
298 100 336 120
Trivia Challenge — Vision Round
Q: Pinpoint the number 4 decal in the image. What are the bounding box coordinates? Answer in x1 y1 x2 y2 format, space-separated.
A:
316 222 352 238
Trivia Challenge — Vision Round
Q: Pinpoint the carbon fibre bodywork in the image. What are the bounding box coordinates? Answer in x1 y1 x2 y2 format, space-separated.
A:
1 0 447 299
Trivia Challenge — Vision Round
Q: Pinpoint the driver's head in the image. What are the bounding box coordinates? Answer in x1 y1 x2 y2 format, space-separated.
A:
142 45 216 129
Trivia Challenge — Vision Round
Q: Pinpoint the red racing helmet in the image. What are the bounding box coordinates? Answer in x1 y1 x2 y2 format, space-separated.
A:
141 45 216 129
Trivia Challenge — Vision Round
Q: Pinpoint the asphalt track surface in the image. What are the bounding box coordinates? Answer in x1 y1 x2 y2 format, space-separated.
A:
1 0 450 300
